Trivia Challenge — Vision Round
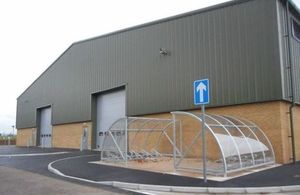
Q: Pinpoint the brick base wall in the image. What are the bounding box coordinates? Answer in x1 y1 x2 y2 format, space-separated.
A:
293 103 300 161
52 122 92 149
16 128 36 146
142 101 299 164
16 101 299 164
207 102 287 163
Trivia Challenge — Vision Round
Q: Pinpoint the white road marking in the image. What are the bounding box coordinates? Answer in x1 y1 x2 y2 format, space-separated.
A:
0 151 69 157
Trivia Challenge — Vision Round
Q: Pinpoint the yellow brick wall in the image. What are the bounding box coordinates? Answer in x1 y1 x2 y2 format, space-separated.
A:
139 112 220 160
127 118 175 154
52 122 92 149
207 102 286 163
16 101 299 163
16 128 36 146
276 102 300 162
279 102 292 163
293 104 300 161
142 101 299 164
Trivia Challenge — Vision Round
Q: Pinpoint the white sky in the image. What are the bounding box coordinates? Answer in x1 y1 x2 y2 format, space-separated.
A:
0 0 299 134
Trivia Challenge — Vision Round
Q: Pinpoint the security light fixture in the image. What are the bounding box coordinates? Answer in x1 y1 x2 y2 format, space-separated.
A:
159 48 168 56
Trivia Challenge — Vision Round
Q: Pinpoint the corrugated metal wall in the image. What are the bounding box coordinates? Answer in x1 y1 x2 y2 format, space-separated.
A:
17 0 283 129
277 0 300 104
292 41 300 102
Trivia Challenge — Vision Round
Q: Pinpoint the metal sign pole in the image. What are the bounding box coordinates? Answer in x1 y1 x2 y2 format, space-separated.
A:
125 117 128 166
202 104 207 183
194 78 209 183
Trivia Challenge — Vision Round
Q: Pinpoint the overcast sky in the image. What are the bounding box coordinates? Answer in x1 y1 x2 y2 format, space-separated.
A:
0 0 300 134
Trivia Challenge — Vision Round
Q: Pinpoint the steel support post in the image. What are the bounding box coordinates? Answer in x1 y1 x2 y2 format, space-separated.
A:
202 104 207 183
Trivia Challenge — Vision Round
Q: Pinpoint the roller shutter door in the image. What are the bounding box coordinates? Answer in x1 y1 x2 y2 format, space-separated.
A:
39 107 52 148
96 89 125 149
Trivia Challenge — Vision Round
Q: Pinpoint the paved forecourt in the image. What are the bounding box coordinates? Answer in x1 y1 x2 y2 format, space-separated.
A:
1 146 300 194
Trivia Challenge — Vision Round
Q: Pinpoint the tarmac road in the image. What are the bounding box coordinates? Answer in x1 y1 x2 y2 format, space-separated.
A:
0 166 130 195
0 146 140 195
1 146 300 194
51 154 300 187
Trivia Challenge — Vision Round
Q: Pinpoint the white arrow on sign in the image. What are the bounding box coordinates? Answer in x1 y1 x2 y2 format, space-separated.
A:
196 82 207 102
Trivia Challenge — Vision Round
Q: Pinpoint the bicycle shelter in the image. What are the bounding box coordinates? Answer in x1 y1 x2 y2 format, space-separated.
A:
100 112 275 177
101 117 180 163
171 111 275 177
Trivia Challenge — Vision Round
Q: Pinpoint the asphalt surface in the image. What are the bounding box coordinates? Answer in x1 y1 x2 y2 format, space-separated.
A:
52 155 300 187
1 146 299 188
0 166 130 195
0 146 139 195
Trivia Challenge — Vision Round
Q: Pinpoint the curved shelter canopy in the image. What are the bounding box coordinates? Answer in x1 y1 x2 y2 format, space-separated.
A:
101 117 178 162
100 112 275 177
171 111 275 176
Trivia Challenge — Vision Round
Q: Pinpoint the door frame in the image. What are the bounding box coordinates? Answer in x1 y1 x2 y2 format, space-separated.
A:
91 84 127 149
36 105 53 147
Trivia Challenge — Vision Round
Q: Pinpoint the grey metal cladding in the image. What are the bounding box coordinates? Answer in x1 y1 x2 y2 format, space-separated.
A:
16 0 283 129
277 0 300 104
292 41 300 103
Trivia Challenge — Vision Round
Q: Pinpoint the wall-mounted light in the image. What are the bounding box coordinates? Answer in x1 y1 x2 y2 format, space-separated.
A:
159 48 169 56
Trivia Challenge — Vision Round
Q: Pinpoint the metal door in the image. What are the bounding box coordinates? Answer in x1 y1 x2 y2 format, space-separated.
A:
39 107 52 148
96 89 125 149
80 126 88 151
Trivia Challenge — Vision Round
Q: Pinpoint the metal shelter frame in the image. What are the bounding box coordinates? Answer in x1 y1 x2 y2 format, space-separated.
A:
171 111 275 177
100 117 181 164
100 113 275 177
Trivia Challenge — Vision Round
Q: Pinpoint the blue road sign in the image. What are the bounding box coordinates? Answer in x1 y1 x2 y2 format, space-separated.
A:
194 79 209 105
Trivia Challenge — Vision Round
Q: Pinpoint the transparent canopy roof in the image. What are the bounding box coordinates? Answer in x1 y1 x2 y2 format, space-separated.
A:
100 112 275 177
171 111 275 176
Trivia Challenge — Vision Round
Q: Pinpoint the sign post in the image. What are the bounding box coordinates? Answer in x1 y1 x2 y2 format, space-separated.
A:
194 79 209 183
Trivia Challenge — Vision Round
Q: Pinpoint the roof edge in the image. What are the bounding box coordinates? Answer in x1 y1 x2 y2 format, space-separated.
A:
17 44 74 99
73 0 251 45
18 0 254 100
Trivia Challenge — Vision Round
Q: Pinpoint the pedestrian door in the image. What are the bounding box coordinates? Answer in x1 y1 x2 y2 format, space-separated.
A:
39 107 52 148
80 125 89 151
96 89 125 149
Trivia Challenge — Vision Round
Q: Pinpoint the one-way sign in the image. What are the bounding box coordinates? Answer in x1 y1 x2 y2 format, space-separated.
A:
193 78 210 182
194 79 209 105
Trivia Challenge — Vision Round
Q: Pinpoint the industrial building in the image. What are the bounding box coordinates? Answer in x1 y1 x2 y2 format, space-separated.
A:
16 0 299 171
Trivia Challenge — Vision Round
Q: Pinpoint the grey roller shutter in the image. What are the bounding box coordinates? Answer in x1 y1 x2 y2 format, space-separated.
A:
39 107 52 148
96 89 125 149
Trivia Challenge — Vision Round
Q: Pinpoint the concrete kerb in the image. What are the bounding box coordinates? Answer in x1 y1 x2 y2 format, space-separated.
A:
170 186 209 193
281 185 300 192
245 187 282 194
207 187 244 194
48 155 300 194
